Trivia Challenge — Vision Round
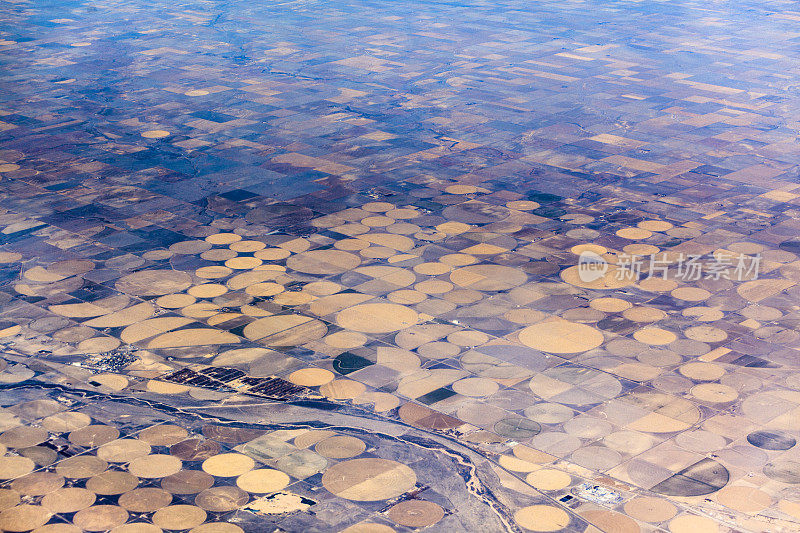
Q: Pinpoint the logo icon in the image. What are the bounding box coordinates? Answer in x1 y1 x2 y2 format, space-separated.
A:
577 251 608 282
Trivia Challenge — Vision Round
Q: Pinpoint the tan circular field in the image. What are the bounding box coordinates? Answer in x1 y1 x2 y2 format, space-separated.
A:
518 319 604 353
321 458 416 501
